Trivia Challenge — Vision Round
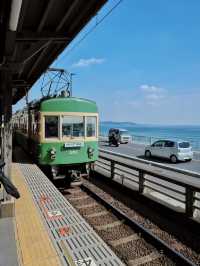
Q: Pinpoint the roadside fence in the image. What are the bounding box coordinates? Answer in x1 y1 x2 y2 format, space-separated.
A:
95 148 200 222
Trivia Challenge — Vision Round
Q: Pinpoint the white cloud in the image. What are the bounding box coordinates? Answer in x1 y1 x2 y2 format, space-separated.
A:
140 84 166 93
114 100 119 105
140 84 167 105
128 100 141 108
146 94 165 100
72 57 105 68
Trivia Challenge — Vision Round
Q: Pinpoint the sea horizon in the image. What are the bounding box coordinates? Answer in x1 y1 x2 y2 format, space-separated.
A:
101 121 200 127
100 121 200 150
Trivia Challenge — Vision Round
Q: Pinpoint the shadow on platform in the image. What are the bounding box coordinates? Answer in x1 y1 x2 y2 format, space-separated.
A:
12 146 33 164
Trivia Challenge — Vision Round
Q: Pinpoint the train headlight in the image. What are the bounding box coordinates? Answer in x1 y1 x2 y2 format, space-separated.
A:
87 147 94 158
49 148 56 160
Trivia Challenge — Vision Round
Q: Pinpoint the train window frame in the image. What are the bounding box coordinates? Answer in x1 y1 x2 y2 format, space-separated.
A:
86 116 97 138
44 115 60 139
61 115 85 139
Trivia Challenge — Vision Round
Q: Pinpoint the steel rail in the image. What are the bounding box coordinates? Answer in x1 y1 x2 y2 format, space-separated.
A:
81 183 197 266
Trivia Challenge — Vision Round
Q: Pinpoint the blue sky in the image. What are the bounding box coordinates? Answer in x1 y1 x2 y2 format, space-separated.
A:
14 0 200 125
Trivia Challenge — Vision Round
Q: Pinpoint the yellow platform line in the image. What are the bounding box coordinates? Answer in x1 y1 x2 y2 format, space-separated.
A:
12 163 62 266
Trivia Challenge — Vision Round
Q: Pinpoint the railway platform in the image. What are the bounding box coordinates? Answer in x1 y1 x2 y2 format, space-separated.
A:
0 151 124 266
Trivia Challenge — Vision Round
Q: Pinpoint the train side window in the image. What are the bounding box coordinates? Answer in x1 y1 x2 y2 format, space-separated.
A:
62 116 84 137
45 116 59 138
86 116 96 137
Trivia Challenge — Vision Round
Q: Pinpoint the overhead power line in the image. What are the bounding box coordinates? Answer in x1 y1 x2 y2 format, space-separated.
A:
54 0 124 66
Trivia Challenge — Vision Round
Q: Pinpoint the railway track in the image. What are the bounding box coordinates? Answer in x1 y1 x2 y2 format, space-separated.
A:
13 145 199 265
62 180 198 266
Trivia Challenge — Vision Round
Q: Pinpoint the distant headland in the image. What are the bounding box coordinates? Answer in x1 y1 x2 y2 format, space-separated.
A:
101 121 137 125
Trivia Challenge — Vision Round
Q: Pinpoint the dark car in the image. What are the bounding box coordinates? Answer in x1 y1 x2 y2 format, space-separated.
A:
108 128 120 147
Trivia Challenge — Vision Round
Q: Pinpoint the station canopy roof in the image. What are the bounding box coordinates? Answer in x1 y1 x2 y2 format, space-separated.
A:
0 0 107 104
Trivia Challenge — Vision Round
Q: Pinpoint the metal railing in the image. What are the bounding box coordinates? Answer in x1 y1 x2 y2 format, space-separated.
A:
132 135 200 150
96 148 200 221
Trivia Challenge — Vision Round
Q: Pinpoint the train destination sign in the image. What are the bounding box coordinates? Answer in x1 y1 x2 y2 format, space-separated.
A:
64 142 84 148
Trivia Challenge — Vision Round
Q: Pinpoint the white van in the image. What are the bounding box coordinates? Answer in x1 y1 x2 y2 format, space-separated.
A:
118 129 132 143
145 139 193 163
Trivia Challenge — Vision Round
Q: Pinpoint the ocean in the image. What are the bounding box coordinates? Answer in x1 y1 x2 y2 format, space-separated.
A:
100 122 200 150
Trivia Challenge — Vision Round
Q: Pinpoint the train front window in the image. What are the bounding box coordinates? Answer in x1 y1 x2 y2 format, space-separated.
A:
62 116 84 138
86 116 96 137
45 116 59 138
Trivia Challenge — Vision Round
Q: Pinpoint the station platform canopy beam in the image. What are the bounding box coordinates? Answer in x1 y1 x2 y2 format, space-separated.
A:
0 0 107 104
0 0 107 193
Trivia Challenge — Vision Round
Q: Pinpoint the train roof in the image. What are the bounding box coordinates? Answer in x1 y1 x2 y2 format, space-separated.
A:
40 97 98 113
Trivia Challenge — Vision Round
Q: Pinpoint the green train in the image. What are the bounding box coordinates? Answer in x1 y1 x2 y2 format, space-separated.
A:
13 95 99 183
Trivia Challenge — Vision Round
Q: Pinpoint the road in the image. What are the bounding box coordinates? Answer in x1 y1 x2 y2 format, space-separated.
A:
99 141 200 174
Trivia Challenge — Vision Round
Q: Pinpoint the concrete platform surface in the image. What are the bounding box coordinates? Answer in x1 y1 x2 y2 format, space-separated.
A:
12 163 62 266
0 217 18 266
9 150 124 266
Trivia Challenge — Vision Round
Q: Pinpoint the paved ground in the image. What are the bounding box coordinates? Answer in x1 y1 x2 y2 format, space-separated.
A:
0 217 18 266
99 141 200 174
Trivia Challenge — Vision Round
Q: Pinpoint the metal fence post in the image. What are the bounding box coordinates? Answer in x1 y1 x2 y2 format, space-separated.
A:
139 170 144 194
185 187 194 218
121 174 125 186
111 161 115 179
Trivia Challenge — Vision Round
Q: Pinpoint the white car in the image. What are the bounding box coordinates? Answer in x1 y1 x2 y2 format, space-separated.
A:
119 129 132 144
145 140 193 163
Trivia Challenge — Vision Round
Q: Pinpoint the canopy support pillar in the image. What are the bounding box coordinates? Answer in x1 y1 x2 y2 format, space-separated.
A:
0 70 13 201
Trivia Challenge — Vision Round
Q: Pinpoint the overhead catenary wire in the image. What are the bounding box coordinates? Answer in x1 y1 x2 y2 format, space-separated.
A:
25 0 124 102
54 0 124 66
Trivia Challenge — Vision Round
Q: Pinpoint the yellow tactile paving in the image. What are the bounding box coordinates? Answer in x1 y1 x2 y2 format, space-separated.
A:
12 163 62 266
